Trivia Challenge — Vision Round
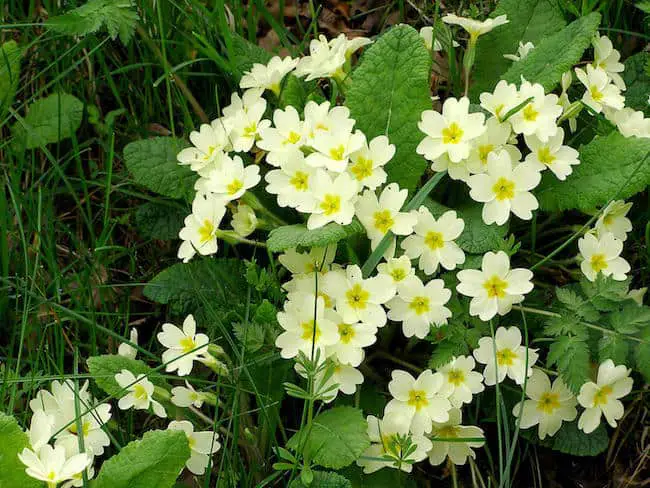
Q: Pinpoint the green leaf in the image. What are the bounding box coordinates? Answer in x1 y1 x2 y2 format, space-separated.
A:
597 334 629 365
580 275 630 311
233 322 266 353
347 25 432 194
123 137 198 201
143 258 247 318
290 471 352 488
555 285 600 321
92 430 189 488
0 41 22 121
135 202 186 240
550 421 609 456
609 303 650 334
12 93 84 149
47 0 138 45
287 406 370 469
87 355 169 398
342 465 417 488
470 0 566 98
429 338 469 369
547 336 591 394
0 413 41 488
501 13 601 92
424 199 508 253
267 220 364 252
622 52 650 116
279 76 317 111
633 341 650 383
229 33 272 81
536 131 650 212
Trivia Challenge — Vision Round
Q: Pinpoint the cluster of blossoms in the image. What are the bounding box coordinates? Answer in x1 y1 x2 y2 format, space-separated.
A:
19 315 223 484
18 14 645 485
164 14 645 477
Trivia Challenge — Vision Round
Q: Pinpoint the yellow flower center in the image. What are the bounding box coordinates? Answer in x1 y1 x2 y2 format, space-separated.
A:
494 104 505 118
590 253 608 273
593 385 613 406
188 436 197 449
289 171 309 191
346 283 369 310
478 144 494 165
537 147 556 165
409 296 430 315
442 122 464 144
300 320 321 342
603 214 614 226
408 389 429 410
424 231 445 250
523 104 539 122
320 194 341 216
329 145 346 161
373 209 395 234
492 177 515 201
483 275 508 298
496 348 517 366
390 268 407 282
198 219 215 244
133 384 148 400
537 392 561 414
338 323 356 344
349 157 373 180
447 369 465 386
284 131 301 145
68 421 91 436
319 292 333 309
244 122 257 136
590 85 604 102
227 179 244 195
47 471 57 480
180 336 197 353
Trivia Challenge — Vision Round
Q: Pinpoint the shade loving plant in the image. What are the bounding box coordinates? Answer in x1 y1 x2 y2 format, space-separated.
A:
3 1 650 487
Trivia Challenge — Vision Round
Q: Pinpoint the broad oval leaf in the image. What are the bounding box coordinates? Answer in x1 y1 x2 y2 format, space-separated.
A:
87 355 169 398
123 137 197 201
287 406 370 469
501 12 601 92
0 413 40 488
266 220 364 252
12 93 83 149
346 25 432 194
0 41 22 120
471 0 566 98
92 430 190 488
536 131 650 212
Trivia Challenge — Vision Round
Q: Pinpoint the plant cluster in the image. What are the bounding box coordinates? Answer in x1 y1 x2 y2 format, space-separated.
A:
3 1 650 487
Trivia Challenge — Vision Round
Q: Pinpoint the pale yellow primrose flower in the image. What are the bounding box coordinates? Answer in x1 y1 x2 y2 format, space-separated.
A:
442 14 509 40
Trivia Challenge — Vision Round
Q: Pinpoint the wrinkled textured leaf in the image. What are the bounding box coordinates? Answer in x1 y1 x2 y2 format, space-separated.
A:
87 355 169 398
622 52 650 116
12 93 83 149
536 131 650 212
143 258 248 319
47 0 138 45
550 421 608 456
634 341 650 383
0 41 22 120
597 334 629 365
123 137 198 201
93 430 189 488
135 202 187 240
502 13 601 92
471 0 565 98
287 407 370 469
347 25 432 194
0 413 40 488
580 275 630 311
267 220 364 252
